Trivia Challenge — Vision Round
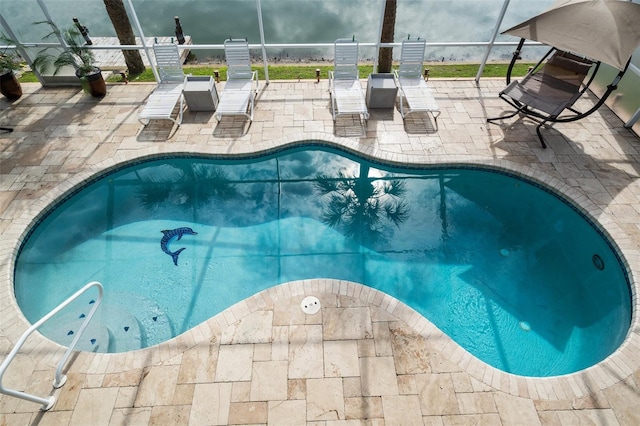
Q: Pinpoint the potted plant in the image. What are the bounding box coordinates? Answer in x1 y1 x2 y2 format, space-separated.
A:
32 21 106 97
0 34 23 100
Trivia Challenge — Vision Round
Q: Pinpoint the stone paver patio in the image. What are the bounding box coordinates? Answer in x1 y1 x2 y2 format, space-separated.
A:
1 78 640 425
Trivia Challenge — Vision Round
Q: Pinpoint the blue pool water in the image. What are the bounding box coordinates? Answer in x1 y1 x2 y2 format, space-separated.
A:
14 145 631 377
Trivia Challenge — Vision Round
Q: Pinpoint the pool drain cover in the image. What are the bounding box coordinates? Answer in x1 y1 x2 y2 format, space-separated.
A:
301 296 321 315
592 254 605 270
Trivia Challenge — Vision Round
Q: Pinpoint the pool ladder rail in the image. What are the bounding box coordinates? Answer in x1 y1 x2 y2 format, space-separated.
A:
0 281 104 411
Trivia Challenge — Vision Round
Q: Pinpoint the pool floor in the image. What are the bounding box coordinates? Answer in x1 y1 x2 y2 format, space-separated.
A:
14 149 630 377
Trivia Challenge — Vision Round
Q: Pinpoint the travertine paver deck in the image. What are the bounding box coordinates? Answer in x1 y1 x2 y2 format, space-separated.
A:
1 78 640 425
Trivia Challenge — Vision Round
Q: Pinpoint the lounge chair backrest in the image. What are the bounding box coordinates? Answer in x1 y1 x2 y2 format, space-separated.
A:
334 38 359 80
541 50 594 87
153 44 185 83
398 37 426 79
224 39 253 81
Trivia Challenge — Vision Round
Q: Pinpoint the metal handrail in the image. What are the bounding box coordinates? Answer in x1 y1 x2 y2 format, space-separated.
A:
0 281 104 411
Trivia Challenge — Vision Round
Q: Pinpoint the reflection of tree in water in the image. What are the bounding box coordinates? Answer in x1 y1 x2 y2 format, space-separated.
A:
314 165 409 245
136 164 237 209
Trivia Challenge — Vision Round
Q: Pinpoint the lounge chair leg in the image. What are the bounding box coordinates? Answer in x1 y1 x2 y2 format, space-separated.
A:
432 111 441 131
536 123 547 148
486 109 520 123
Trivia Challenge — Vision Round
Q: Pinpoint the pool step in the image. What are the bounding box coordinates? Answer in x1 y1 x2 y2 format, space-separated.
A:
100 304 144 352
42 292 173 352
112 292 174 349
44 302 142 352
43 315 111 353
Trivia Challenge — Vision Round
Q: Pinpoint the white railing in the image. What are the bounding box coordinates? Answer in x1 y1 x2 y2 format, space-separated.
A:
0 0 520 85
0 281 104 411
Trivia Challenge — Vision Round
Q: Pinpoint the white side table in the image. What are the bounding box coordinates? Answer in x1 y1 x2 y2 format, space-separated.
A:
366 73 398 109
183 76 219 112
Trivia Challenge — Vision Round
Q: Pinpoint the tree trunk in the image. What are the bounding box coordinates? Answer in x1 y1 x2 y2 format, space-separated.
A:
378 0 397 73
103 0 145 75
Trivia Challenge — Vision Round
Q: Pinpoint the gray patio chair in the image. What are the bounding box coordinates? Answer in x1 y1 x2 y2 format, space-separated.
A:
487 40 599 148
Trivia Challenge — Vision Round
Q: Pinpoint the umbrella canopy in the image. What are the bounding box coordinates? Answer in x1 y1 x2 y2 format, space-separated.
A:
503 0 640 70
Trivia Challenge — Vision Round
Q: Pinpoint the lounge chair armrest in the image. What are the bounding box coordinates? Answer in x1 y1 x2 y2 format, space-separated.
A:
251 70 259 91
182 74 193 84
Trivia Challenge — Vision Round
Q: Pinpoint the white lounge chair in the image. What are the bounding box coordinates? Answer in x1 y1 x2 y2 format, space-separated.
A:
328 38 369 126
215 39 258 122
139 44 187 127
393 37 440 125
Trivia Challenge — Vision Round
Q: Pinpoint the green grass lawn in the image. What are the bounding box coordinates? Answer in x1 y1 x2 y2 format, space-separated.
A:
18 62 534 84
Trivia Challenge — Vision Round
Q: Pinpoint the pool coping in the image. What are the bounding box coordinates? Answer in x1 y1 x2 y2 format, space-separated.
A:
1 132 639 401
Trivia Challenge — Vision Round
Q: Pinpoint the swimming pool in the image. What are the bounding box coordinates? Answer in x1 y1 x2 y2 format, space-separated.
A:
14 144 631 377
